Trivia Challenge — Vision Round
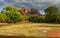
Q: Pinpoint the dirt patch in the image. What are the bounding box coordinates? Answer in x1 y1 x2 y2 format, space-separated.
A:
0 23 8 27
47 29 60 37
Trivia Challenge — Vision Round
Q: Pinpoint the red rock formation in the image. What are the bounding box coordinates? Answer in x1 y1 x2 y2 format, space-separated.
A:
30 8 41 16
22 7 29 16
22 7 41 16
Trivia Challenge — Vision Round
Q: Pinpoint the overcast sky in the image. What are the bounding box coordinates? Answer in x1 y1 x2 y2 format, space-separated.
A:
0 0 60 14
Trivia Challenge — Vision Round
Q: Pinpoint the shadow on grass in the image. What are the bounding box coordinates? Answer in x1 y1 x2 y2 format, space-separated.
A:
0 35 59 38
0 35 53 38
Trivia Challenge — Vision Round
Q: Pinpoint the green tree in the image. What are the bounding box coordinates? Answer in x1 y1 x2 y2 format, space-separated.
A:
0 11 8 23
0 6 23 23
44 6 59 23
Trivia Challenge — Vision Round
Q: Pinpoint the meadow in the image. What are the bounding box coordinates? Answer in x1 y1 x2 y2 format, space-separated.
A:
0 23 60 38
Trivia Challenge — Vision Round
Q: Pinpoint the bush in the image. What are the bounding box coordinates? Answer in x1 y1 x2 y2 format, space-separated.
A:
0 12 23 23
45 13 57 23
28 15 40 23
39 16 45 23
22 16 28 21
56 15 60 23
6 13 23 23
0 12 7 23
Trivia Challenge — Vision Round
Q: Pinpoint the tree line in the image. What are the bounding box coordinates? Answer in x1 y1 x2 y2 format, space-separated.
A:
0 6 60 23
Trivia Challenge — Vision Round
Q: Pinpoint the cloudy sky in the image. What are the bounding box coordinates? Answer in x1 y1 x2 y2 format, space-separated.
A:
0 0 60 14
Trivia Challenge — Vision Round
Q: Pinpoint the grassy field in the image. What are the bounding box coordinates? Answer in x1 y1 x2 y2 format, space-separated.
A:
0 23 60 37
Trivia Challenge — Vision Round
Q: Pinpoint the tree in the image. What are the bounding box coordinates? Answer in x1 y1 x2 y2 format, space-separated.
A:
44 6 59 23
0 10 8 23
0 6 23 23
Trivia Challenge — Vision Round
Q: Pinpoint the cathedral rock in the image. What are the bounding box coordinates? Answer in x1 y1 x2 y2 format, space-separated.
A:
30 8 41 16
22 7 29 16
22 7 41 16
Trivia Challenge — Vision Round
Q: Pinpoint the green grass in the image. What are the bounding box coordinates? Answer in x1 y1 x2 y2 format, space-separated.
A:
0 23 60 37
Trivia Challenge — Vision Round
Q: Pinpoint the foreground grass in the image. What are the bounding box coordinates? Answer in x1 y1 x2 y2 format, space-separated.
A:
0 23 60 37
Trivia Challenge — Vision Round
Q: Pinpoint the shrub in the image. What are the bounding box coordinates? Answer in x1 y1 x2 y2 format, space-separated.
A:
22 16 28 21
56 15 60 23
39 16 45 23
45 13 57 23
0 12 7 23
28 15 40 23
6 13 23 23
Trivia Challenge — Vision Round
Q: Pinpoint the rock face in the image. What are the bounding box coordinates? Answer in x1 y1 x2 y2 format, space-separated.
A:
30 8 40 16
22 7 29 16
22 7 41 16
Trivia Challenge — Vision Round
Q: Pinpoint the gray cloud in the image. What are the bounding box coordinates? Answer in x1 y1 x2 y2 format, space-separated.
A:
0 0 60 10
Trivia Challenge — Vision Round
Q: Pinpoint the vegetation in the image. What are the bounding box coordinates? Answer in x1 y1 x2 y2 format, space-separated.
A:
28 15 40 23
44 6 59 23
0 6 60 37
0 23 60 36
0 6 60 23
0 6 23 23
39 16 45 23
